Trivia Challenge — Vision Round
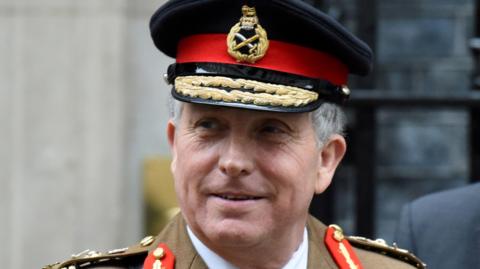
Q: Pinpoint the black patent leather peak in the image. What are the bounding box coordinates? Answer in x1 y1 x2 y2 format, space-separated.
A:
167 63 349 106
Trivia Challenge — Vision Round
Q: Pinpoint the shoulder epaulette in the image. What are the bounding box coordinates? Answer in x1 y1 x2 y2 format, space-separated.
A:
43 235 157 269
325 225 363 269
347 236 427 269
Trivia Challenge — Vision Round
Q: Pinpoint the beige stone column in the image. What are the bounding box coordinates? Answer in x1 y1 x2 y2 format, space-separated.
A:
0 0 172 267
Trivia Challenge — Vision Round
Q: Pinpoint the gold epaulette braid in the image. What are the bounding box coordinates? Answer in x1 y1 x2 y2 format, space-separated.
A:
347 236 427 269
43 235 157 269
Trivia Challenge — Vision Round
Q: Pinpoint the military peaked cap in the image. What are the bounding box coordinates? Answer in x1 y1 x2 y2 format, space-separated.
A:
150 0 373 112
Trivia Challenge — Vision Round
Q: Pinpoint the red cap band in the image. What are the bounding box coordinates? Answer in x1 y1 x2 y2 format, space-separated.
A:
177 34 348 85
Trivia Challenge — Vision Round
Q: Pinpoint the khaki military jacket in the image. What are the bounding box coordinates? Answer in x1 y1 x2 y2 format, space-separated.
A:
45 214 424 269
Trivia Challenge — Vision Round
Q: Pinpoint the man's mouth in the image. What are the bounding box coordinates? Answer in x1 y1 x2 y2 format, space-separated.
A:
213 194 262 201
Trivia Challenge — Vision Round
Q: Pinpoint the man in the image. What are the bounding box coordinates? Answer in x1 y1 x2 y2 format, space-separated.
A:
44 0 425 268
395 182 480 269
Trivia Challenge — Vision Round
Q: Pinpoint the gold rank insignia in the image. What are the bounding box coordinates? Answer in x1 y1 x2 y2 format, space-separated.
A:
227 5 269 63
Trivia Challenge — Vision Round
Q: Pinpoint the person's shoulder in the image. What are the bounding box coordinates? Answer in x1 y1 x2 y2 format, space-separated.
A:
42 235 157 269
417 182 480 202
308 217 425 268
347 236 426 269
410 182 480 212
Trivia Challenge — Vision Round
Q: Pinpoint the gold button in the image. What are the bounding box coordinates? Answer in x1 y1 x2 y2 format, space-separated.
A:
140 235 155 247
153 247 165 259
374 238 387 246
329 224 345 242
341 85 350 96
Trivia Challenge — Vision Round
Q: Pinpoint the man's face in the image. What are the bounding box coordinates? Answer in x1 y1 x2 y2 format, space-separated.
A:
167 103 344 250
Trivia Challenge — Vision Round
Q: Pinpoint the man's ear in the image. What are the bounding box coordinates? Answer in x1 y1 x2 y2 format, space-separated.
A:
315 134 346 194
167 120 177 172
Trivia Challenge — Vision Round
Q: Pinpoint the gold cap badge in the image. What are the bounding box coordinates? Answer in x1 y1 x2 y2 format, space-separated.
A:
227 5 269 63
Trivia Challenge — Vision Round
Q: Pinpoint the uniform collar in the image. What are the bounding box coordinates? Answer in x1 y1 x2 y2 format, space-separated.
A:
186 226 308 269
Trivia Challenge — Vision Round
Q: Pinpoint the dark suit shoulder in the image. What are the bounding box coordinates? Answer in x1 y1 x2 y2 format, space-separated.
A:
411 182 480 211
403 182 480 241
395 183 480 269
348 236 426 269
42 235 156 269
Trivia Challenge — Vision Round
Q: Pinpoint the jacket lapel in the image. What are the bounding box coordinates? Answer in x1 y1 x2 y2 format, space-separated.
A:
152 214 208 269
306 216 338 268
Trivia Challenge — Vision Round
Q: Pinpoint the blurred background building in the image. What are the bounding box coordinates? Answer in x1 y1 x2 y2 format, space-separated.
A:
1 0 478 268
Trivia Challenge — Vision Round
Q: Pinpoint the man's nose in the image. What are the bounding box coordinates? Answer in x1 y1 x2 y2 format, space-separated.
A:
218 135 255 178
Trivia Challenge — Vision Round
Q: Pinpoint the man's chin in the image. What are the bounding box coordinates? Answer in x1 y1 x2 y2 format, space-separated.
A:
204 218 269 247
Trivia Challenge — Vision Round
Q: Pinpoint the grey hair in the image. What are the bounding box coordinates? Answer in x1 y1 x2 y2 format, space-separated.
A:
311 102 346 145
168 95 183 125
168 95 346 145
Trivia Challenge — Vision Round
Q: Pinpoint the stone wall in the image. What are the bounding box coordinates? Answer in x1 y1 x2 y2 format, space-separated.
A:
330 0 474 242
375 0 474 241
0 0 171 268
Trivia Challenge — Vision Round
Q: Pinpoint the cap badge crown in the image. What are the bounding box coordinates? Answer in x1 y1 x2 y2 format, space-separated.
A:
227 5 269 64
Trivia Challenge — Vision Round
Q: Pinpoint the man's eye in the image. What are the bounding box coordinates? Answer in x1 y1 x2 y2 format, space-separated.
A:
260 125 285 134
197 119 219 129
